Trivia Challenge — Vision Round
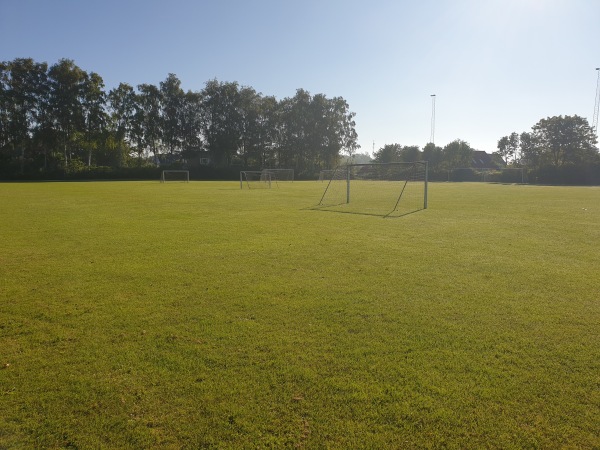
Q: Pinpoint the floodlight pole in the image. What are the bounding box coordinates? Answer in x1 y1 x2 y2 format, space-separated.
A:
593 68 600 136
430 94 436 144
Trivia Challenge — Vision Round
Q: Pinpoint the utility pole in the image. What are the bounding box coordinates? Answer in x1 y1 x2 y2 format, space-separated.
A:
430 94 436 144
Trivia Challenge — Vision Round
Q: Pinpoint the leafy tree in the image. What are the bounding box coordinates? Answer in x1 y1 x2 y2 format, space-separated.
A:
422 142 443 169
442 139 472 169
327 96 359 164
47 59 87 167
135 83 162 162
80 72 107 166
496 132 519 165
255 95 280 168
200 79 243 166
179 90 204 159
519 131 540 168
278 89 312 172
237 86 262 166
107 83 136 165
399 145 421 162
373 144 401 163
0 58 49 173
160 73 184 156
531 115 598 167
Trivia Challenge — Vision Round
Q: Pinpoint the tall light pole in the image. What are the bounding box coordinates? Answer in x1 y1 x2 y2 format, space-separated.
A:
593 68 600 136
430 94 436 144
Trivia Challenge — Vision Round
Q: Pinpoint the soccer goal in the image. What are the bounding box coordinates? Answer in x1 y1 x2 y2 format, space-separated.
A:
161 170 189 183
240 170 274 189
261 168 294 182
317 162 428 217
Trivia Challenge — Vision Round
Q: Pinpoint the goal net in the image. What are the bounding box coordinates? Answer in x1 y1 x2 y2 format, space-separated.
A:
261 168 294 182
317 162 428 217
161 170 189 183
240 170 274 189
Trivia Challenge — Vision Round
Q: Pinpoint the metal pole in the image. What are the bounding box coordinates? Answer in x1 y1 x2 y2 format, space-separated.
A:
346 165 351 204
593 68 600 136
430 94 436 144
424 161 428 209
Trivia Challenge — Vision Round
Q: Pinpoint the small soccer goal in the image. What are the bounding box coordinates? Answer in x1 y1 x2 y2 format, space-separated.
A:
160 170 189 183
240 170 275 189
316 162 428 217
261 168 294 182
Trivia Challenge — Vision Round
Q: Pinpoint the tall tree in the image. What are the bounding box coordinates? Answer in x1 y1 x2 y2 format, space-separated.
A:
532 115 598 167
399 145 421 162
373 144 402 163
47 59 87 167
496 132 520 165
135 83 162 162
0 58 49 173
179 90 204 159
442 139 473 168
200 79 242 166
251 95 280 168
519 131 540 168
422 142 443 169
160 73 184 156
237 86 262 166
80 72 107 166
107 82 136 165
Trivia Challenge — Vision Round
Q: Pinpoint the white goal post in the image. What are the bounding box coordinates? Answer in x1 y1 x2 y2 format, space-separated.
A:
317 162 428 217
240 170 274 189
161 170 189 183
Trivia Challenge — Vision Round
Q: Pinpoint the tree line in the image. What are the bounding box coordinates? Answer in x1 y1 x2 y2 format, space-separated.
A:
371 140 482 169
2 57 599 183
369 115 599 184
0 58 359 179
496 116 599 168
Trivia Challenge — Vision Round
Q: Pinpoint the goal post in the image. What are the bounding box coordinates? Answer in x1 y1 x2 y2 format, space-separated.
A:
160 170 189 183
240 170 274 189
317 161 428 217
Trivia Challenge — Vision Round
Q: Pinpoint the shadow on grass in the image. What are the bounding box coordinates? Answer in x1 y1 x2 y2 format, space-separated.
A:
306 205 425 219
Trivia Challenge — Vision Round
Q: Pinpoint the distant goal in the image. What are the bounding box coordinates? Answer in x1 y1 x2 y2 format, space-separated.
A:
240 170 274 189
161 170 189 183
316 162 428 217
261 168 294 182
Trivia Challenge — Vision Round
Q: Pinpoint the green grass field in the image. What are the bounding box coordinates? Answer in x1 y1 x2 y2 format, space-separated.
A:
1 180 599 449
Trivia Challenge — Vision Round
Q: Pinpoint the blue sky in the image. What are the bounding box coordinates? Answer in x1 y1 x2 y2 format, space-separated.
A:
1 0 599 155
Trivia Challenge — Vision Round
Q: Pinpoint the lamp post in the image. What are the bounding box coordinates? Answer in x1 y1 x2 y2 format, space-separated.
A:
430 94 436 144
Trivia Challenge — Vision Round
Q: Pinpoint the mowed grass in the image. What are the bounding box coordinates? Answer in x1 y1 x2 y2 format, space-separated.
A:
0 180 599 449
